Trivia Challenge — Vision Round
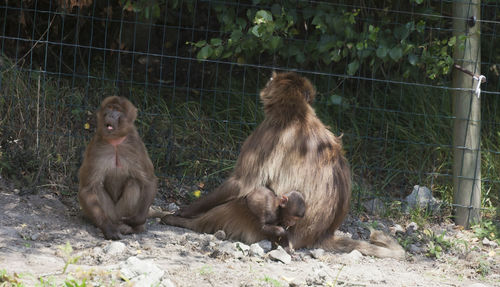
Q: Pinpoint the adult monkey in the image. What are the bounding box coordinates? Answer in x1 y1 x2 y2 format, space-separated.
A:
78 96 157 240
163 72 404 258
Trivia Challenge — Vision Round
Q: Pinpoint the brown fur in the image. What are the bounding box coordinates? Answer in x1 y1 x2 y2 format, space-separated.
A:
162 72 404 258
78 96 157 240
246 188 305 248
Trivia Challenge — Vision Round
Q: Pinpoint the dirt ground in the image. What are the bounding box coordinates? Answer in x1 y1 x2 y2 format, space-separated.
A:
0 188 498 287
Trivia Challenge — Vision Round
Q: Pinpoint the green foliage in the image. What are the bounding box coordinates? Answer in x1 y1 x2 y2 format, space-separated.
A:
424 230 453 259
186 1 459 80
472 219 500 244
409 207 432 228
0 269 24 287
63 278 87 287
260 276 282 287
58 242 81 274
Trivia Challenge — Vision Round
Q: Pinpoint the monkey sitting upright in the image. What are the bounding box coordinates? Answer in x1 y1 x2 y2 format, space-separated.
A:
245 187 305 250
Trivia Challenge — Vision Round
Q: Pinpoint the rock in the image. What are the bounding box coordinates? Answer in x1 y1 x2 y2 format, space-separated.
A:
249 243 265 257
482 237 499 248
343 249 363 264
406 222 418 235
217 241 245 259
466 284 490 287
30 232 40 240
120 256 165 287
105 241 127 256
404 185 441 213
166 203 180 213
269 246 292 264
214 230 226 240
307 263 335 285
390 224 405 236
257 240 273 253
408 244 423 254
362 198 386 215
236 242 250 255
309 248 325 259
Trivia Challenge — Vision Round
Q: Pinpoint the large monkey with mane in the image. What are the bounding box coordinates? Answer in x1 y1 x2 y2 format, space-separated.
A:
162 72 404 258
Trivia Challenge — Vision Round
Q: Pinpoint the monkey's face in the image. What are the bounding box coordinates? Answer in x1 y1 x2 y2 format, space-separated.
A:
97 96 137 139
281 214 302 228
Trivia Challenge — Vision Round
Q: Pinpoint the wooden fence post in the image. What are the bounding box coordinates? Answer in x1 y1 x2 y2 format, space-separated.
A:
452 0 482 227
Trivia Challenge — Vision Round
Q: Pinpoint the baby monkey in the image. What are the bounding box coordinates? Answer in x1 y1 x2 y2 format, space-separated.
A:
245 187 306 250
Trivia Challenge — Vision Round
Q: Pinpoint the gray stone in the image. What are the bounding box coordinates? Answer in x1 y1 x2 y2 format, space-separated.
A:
390 224 405 236
482 237 499 248
236 242 250 255
309 248 325 259
269 246 291 264
257 240 273 252
105 241 127 256
166 203 180 213
404 185 441 213
343 249 363 264
406 222 419 235
249 243 265 257
307 263 336 285
217 241 245 259
214 230 226 240
119 256 165 287
408 244 423 254
362 198 386 215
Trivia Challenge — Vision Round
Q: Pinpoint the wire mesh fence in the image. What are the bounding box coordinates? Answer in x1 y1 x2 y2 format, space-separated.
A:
0 0 498 225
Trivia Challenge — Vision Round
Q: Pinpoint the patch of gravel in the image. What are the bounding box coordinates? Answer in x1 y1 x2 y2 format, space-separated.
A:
0 190 498 287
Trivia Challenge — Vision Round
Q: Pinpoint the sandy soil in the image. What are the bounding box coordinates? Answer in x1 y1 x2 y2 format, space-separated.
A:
0 189 498 287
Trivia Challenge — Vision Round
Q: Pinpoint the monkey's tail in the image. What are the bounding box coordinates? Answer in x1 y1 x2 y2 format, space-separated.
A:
147 206 173 218
318 230 405 259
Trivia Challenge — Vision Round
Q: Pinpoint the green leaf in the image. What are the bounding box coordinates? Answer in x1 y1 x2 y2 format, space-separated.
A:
330 49 342 62
210 38 222 46
214 46 224 57
221 50 233 59
250 25 262 37
194 40 206 48
408 54 418 65
197 45 213 59
376 46 388 58
269 36 281 50
271 4 281 16
347 60 360 75
231 30 243 42
236 17 247 29
329 94 343 105
389 47 403 61
254 10 273 24
296 52 305 63
448 36 456 46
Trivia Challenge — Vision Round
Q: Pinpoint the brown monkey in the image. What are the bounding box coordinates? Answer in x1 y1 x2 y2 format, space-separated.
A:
162 72 404 258
246 188 305 248
78 96 157 240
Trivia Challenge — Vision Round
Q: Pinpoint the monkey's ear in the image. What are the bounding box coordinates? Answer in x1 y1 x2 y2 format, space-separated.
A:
279 195 288 207
271 71 277 80
129 106 138 122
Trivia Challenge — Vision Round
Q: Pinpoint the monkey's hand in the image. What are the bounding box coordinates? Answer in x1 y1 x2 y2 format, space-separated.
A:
262 225 287 238
102 224 122 240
